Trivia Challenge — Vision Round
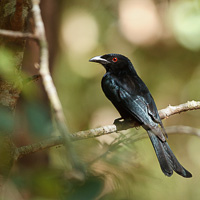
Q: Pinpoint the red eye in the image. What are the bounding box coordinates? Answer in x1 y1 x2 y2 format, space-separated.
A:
112 57 118 62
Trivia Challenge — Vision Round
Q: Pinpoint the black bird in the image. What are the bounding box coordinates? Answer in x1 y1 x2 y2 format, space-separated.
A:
89 53 192 178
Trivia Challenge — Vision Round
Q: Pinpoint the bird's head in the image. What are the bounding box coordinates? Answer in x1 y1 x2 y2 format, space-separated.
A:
89 54 135 74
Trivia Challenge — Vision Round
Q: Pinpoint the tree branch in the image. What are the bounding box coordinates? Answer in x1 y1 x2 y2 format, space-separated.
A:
15 101 200 160
0 29 37 40
31 0 85 179
15 136 62 160
72 100 200 140
158 100 200 119
165 125 200 137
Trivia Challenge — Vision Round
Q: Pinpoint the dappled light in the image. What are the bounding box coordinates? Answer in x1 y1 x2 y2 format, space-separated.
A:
119 0 162 46
0 0 200 199
169 1 200 51
61 10 99 54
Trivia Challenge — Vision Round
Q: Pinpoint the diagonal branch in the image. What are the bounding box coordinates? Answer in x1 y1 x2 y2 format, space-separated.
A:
31 0 85 179
15 101 200 160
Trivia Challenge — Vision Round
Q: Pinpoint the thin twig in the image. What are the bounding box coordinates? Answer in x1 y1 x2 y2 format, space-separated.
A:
15 100 200 160
165 125 200 137
88 132 138 166
15 136 63 160
0 29 37 40
158 101 200 119
89 125 200 165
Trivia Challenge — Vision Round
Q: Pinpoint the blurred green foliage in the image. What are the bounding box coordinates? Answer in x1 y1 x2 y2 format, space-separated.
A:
0 48 19 84
169 0 200 51
1 0 200 199
24 102 53 138
0 106 14 134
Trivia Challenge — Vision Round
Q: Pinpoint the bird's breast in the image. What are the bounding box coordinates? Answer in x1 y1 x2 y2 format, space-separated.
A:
101 74 121 102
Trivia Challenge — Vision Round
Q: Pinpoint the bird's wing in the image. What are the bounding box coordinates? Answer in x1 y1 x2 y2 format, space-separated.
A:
123 75 167 138
143 93 168 138
118 87 166 141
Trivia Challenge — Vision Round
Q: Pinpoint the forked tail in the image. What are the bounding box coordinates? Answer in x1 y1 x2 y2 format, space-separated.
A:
147 130 192 178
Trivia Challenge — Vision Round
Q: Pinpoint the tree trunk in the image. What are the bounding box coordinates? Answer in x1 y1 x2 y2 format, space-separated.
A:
0 0 31 185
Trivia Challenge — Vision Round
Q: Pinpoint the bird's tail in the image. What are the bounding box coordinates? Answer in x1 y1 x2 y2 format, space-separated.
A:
147 130 192 178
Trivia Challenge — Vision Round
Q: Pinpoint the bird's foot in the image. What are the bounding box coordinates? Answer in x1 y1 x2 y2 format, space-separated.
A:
114 118 135 130
114 117 123 125
114 118 125 130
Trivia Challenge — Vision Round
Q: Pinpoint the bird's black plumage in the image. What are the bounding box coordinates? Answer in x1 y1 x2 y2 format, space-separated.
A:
89 53 192 178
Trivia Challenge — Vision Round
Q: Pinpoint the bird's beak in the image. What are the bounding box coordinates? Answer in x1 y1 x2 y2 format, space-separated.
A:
89 55 110 64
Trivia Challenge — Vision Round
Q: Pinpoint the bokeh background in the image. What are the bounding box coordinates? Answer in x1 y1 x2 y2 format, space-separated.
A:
6 0 200 199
